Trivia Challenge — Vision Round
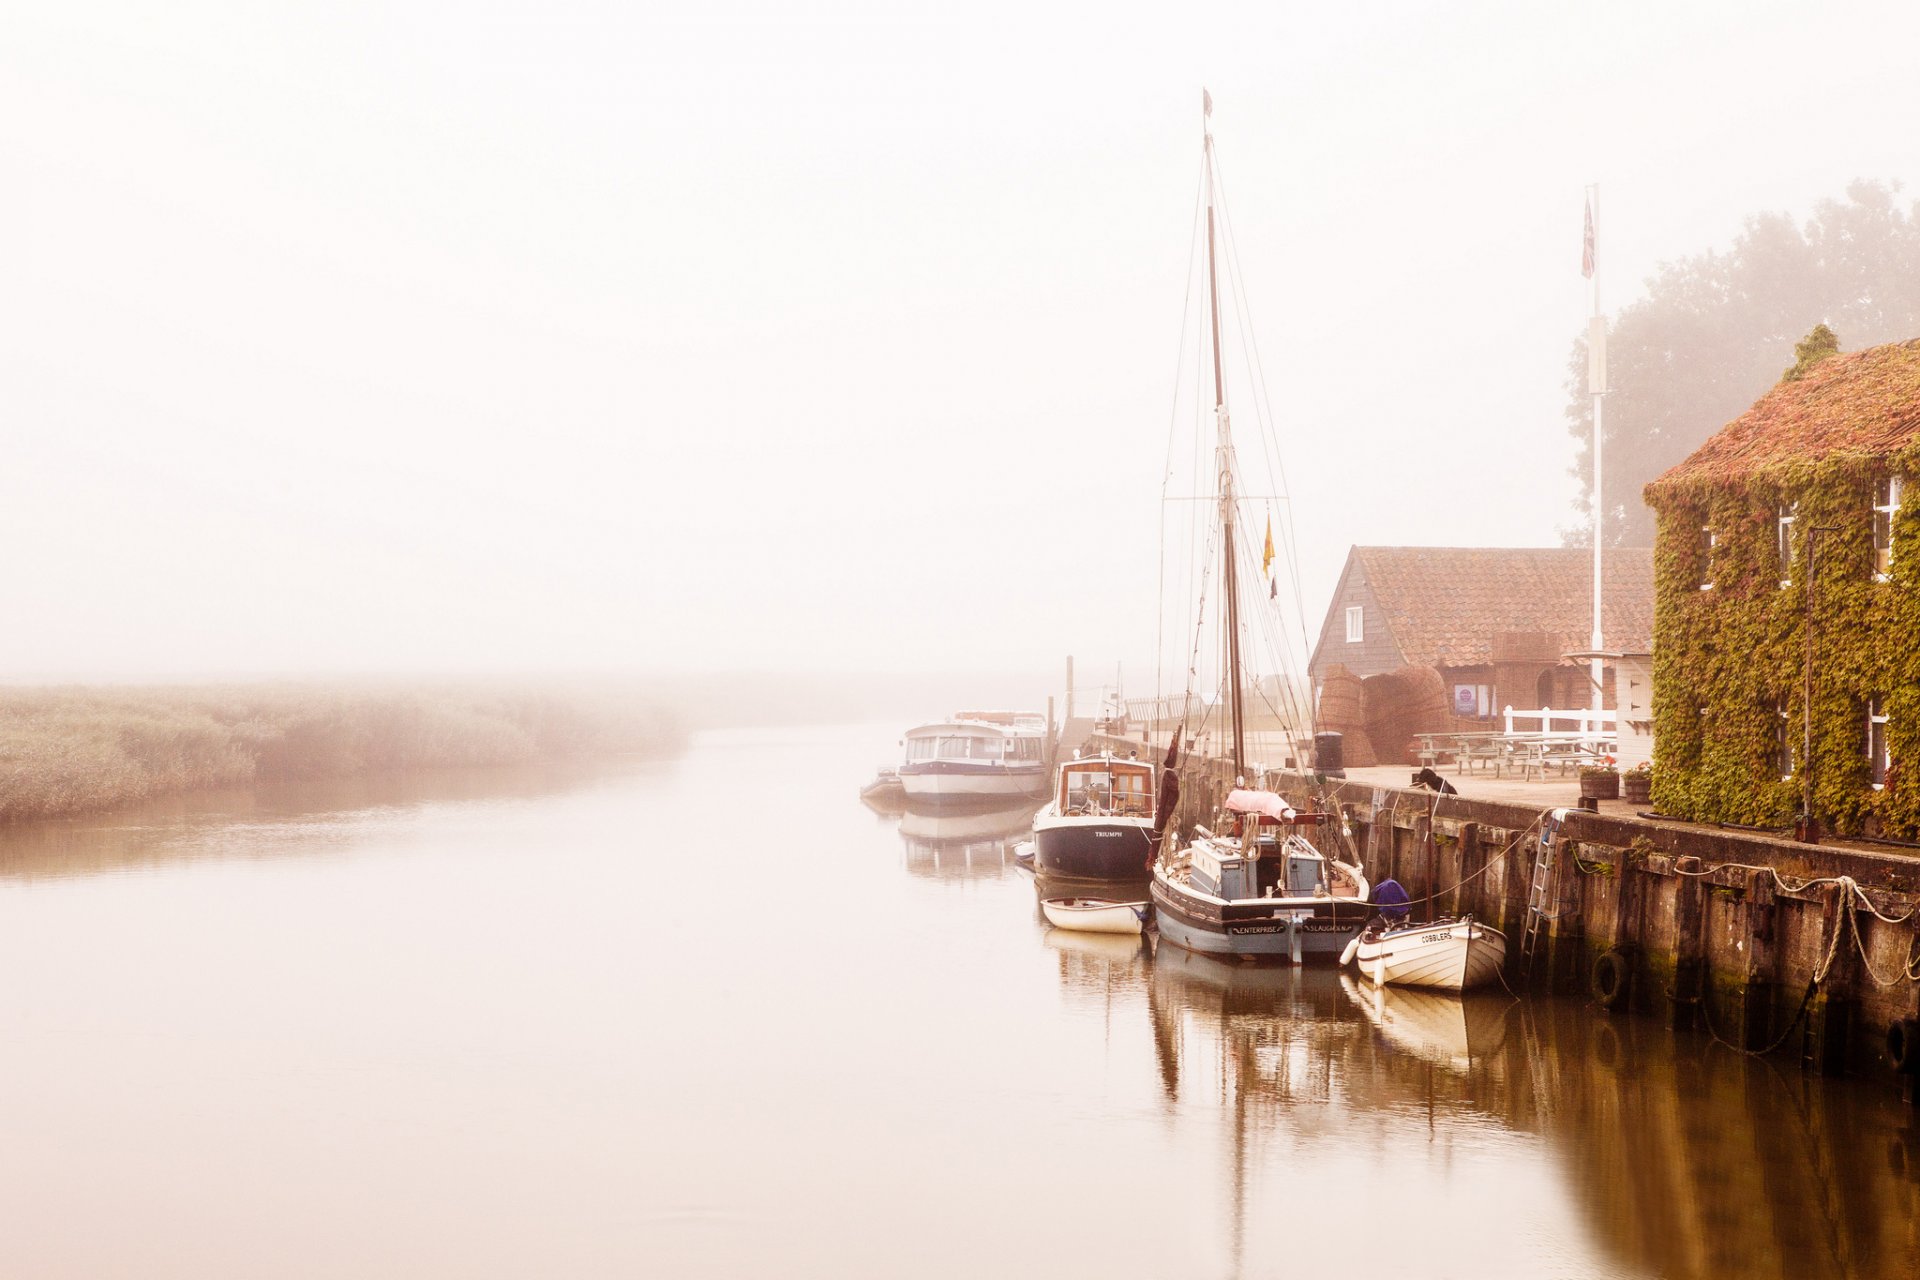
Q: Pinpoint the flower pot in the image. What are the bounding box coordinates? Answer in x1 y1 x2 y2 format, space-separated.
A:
1580 773 1620 801
1622 774 1651 805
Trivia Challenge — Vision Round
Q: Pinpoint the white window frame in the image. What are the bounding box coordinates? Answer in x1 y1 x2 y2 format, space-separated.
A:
1869 697 1890 790
1873 474 1903 582
1699 525 1716 591
1345 606 1364 643
1775 701 1795 780
1777 502 1796 588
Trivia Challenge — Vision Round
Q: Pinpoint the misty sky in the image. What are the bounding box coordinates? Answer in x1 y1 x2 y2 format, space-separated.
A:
4 1 1915 689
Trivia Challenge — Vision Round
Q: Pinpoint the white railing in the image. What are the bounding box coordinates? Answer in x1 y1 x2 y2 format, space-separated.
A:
1502 706 1617 739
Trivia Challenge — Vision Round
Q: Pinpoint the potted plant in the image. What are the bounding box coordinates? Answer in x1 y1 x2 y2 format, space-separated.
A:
1580 760 1621 800
1622 761 1653 805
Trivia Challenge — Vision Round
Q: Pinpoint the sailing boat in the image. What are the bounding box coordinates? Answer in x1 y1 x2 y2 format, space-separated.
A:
1148 96 1374 962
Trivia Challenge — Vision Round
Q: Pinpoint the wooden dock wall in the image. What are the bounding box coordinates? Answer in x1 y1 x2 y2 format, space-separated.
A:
1087 734 1920 1081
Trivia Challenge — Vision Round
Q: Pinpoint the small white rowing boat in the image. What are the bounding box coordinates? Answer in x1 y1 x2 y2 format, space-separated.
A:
1041 897 1150 936
1340 916 1506 991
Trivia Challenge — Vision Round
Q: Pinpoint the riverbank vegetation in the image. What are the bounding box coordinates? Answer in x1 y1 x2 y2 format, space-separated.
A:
0 683 683 823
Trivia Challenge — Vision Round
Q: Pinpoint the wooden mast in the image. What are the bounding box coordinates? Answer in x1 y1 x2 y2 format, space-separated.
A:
1202 95 1246 778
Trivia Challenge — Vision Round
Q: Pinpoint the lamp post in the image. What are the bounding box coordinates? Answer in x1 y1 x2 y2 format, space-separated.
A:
1798 525 1841 844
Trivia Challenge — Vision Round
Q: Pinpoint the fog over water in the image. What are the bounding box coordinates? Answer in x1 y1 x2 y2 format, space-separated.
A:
5 2 1917 685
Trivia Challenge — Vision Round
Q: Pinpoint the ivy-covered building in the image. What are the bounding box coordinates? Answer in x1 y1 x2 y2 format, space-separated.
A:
1643 336 1920 837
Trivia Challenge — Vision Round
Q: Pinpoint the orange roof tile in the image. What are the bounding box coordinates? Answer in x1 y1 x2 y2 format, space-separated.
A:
1651 338 1920 490
1353 546 1654 669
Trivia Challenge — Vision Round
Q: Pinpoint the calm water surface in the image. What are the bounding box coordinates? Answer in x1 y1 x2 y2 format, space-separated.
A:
2 724 1917 1278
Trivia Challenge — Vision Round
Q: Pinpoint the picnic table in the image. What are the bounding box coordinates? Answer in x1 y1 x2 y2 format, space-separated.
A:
1412 731 1616 780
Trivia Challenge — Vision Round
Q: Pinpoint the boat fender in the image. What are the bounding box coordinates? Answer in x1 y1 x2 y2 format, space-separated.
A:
1589 949 1631 1011
1339 936 1361 967
1889 1018 1920 1075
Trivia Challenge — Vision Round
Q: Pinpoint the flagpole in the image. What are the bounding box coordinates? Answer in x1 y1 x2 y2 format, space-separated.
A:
1587 183 1606 730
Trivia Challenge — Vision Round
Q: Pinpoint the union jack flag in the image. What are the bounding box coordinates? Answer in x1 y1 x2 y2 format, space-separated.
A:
1582 196 1595 279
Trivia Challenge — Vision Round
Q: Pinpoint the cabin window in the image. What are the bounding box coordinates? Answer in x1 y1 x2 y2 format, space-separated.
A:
1869 698 1890 789
1774 701 1794 780
1062 767 1152 816
1345 606 1364 642
1699 525 1716 591
938 736 1003 760
1874 475 1903 581
1777 502 1796 586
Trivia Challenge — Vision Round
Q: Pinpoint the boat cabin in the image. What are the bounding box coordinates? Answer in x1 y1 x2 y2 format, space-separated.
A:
1055 755 1155 817
1188 834 1328 900
903 722 1046 765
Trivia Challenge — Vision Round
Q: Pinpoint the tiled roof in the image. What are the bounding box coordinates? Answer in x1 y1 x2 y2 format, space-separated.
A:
1651 338 1920 489
1354 546 1654 668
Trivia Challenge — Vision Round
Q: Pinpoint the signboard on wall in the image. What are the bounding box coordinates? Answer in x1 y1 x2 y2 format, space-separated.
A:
1454 684 1478 716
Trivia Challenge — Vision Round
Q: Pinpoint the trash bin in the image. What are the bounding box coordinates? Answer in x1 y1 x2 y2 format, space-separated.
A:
1313 731 1345 777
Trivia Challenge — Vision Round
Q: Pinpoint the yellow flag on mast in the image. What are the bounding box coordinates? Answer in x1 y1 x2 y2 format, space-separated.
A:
1262 515 1274 577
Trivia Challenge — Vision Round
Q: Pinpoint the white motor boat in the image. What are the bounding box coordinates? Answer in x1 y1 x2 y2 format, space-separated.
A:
896 711 1050 804
1340 916 1507 991
1041 897 1150 936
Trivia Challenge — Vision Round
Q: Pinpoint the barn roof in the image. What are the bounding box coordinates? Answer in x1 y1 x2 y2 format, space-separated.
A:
1347 546 1654 669
1650 337 1920 491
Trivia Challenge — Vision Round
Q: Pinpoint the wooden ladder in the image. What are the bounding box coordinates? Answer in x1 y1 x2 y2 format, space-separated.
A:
1521 808 1569 966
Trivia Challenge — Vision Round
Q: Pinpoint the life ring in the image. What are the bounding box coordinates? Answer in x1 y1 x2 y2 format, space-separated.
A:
1590 949 1631 1011
1889 1017 1920 1075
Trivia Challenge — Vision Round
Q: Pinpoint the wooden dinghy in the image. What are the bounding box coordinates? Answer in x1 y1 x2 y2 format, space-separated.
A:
1041 897 1150 936
1340 916 1507 992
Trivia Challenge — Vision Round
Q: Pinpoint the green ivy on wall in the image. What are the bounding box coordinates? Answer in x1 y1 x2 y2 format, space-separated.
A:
1646 446 1920 837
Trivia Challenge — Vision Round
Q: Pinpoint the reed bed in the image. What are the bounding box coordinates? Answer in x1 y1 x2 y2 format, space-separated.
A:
0 683 683 823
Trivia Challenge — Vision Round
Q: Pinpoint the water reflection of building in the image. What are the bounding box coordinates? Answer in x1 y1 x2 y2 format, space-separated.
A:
1527 1003 1920 1280
895 800 1039 881
1138 950 1920 1279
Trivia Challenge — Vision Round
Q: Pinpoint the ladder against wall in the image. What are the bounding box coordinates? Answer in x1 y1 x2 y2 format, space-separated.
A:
1522 808 1571 965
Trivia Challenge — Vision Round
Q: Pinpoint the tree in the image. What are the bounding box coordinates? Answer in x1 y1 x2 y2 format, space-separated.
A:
1781 322 1839 382
1565 181 1920 548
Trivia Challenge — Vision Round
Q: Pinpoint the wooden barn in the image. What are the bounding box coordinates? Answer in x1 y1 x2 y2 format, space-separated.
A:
1306 546 1654 764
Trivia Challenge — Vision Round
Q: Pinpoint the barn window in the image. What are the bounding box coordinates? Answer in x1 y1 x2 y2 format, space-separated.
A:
1345 606 1364 643
1699 525 1716 591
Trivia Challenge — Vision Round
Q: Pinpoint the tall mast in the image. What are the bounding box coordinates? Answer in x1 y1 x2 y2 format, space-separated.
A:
1586 185 1607 724
1202 94 1246 778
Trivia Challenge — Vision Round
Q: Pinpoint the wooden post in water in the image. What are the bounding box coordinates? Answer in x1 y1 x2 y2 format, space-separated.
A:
1738 868 1778 1051
1455 822 1481 919
1610 845 1648 1011
1807 882 1857 1074
1669 861 1708 1031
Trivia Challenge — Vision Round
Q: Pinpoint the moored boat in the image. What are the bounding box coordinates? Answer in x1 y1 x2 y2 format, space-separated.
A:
1030 750 1159 880
859 767 906 808
1340 916 1508 991
1041 897 1150 935
1152 789 1373 962
896 711 1050 805
1143 102 1372 964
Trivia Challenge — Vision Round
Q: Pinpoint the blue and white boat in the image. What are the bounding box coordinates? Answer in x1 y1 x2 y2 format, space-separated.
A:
896 712 1050 805
1152 789 1373 962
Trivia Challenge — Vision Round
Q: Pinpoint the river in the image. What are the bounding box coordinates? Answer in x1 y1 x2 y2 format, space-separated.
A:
1 722 1915 1278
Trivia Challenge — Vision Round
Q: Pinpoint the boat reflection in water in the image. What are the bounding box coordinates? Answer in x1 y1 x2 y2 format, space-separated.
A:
895 799 1042 882
1064 940 1920 1280
1340 972 1513 1072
